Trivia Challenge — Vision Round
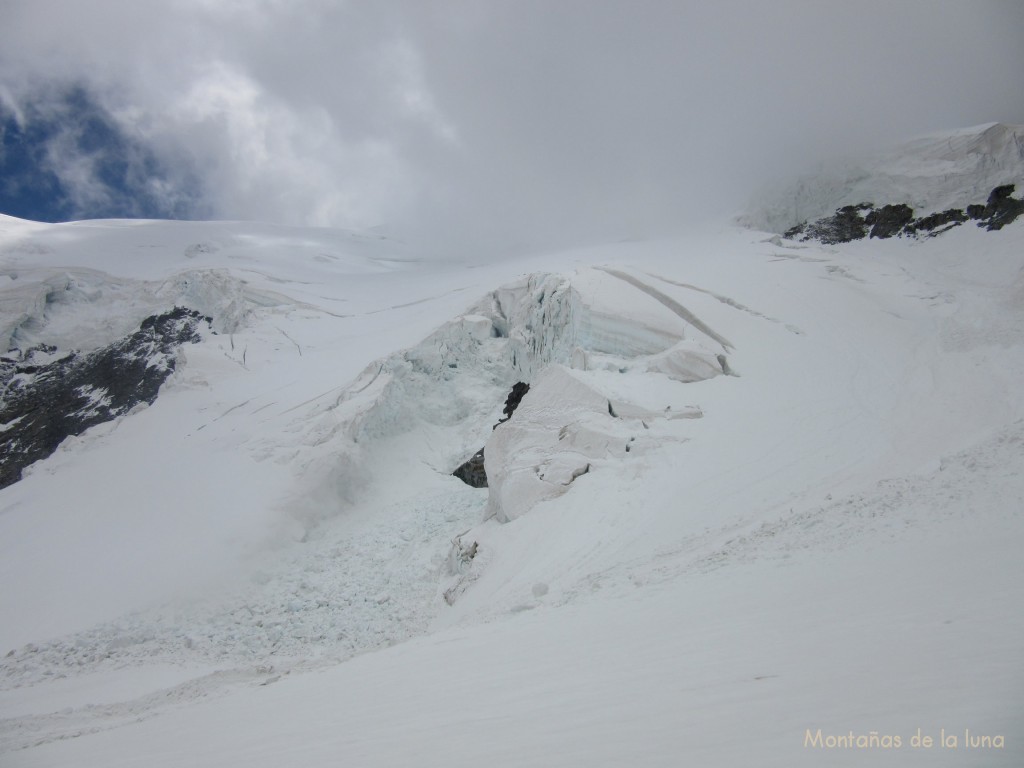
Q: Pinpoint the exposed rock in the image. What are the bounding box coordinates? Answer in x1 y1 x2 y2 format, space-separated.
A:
797 203 873 244
496 381 530 427
907 208 969 235
865 204 914 239
452 448 487 488
966 203 987 220
0 307 212 489
782 222 806 239
971 184 1024 231
785 184 1024 243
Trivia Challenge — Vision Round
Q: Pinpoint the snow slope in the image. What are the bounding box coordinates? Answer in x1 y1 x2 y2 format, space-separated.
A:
746 122 1024 233
0 211 1022 765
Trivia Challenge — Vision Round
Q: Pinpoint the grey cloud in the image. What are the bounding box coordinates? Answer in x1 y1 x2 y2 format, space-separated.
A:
1 0 1022 254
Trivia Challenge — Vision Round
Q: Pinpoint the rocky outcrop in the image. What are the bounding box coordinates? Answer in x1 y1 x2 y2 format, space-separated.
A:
905 208 969 235
0 307 211 489
968 184 1024 231
785 204 872 244
785 184 1024 244
496 381 530 426
864 204 915 239
452 448 487 488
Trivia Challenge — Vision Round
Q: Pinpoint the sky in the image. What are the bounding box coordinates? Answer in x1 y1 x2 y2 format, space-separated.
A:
1 0 1023 255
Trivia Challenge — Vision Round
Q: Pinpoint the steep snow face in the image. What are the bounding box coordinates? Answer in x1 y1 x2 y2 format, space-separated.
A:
483 365 700 523
746 122 1024 233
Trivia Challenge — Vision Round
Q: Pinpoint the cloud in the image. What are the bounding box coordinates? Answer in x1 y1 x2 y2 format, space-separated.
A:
1 0 1022 252
0 83 208 221
162 61 411 227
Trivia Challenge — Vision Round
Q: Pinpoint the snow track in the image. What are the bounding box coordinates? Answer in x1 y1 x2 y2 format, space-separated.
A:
595 267 734 350
561 418 1024 595
641 269 798 332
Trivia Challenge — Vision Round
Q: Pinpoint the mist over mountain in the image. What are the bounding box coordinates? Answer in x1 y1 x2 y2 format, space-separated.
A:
2 1 1022 254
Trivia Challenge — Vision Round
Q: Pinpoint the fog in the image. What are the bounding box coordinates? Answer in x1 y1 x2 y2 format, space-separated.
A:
2 0 1023 254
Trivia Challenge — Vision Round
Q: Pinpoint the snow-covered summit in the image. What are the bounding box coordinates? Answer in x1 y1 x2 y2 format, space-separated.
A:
746 122 1024 234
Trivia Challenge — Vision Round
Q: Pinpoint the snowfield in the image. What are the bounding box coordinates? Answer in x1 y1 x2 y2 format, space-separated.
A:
0 206 1022 765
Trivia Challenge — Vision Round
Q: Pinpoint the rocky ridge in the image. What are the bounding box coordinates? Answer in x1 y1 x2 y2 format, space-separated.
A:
0 307 212 488
784 183 1024 244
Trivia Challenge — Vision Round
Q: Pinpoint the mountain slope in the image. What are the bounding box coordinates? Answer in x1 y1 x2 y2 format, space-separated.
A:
0 202 1022 764
746 122 1024 235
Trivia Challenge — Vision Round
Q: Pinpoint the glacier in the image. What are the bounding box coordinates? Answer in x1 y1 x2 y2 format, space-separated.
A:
0 167 1023 766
